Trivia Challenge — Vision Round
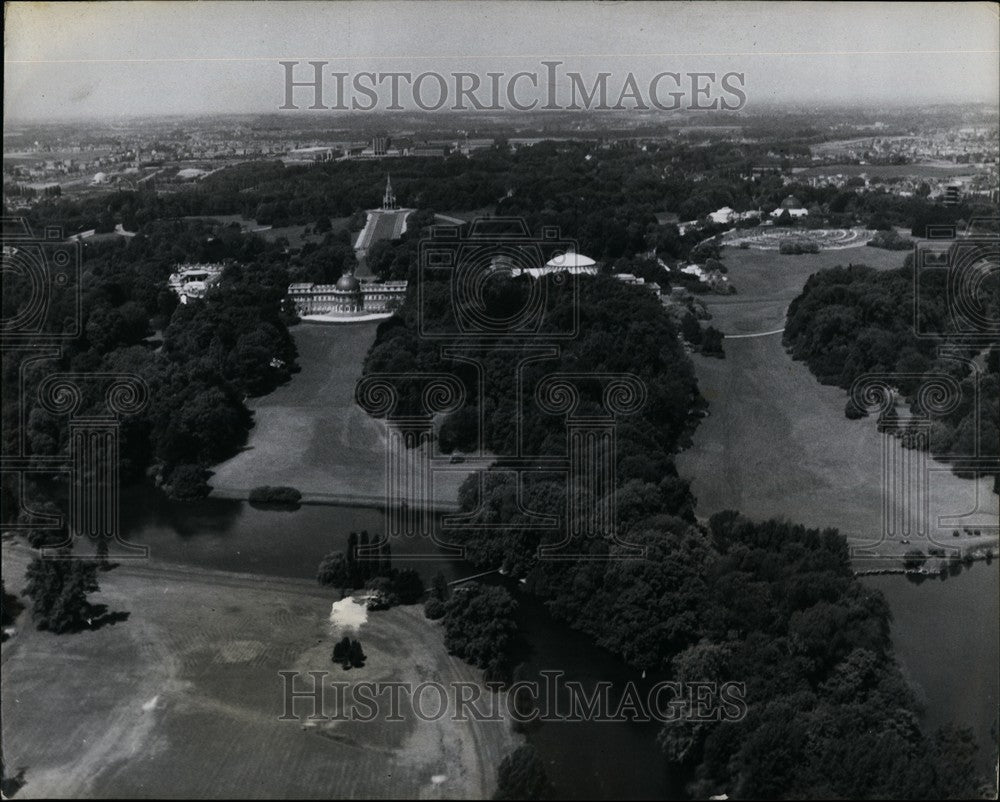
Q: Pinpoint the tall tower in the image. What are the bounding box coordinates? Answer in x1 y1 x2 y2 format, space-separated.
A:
383 174 397 210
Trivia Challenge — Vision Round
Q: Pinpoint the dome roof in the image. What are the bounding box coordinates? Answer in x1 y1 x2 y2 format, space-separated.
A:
335 274 361 292
544 251 595 269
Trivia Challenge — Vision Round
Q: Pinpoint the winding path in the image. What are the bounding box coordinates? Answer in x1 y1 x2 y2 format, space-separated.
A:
724 327 785 339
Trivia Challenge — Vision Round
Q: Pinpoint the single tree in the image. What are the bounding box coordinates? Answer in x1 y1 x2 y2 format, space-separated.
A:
317 551 351 595
680 312 702 345
348 639 366 668
424 597 446 620
701 326 725 357
332 635 351 667
391 568 424 605
430 571 451 602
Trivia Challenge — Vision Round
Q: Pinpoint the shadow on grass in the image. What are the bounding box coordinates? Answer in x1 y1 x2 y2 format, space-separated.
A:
86 604 131 631
33 604 130 634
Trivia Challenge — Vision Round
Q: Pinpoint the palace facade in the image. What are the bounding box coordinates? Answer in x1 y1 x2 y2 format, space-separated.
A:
288 274 408 317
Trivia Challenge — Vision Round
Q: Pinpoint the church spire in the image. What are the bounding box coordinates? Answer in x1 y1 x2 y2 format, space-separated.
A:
383 174 396 210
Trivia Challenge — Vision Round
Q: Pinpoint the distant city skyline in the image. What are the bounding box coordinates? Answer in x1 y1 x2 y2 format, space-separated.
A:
4 1 999 121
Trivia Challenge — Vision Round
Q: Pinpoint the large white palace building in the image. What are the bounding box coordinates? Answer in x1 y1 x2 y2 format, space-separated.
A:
288 274 408 317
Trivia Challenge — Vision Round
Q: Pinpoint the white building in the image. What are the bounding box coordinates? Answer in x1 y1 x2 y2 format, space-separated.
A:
770 207 809 219
168 263 225 304
288 274 408 318
509 250 599 279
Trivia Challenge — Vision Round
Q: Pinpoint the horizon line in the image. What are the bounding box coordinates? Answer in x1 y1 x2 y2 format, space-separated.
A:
6 100 1000 127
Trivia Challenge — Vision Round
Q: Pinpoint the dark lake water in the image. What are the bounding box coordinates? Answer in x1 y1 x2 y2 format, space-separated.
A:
120 486 998 793
863 562 999 776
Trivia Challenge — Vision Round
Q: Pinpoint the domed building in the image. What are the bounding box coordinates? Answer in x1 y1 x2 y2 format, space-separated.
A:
510 249 599 279
543 251 598 274
288 269 408 319
331 272 363 313
769 194 810 219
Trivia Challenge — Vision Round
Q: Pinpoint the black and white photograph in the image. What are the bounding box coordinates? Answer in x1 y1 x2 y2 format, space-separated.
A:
2 1 998 798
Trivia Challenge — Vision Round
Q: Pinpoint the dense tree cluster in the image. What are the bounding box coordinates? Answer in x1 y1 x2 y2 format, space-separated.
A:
867 228 915 250
1 219 299 512
318 530 390 593
784 257 999 482
317 530 426 608
365 273 700 474
493 745 552 800
442 582 520 683
661 513 989 800
364 274 701 597
22 551 100 633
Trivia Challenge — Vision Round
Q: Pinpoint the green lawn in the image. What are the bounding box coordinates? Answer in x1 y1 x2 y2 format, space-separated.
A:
209 322 488 508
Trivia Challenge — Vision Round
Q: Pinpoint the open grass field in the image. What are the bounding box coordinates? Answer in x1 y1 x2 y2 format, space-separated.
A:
707 242 906 335
1 541 519 798
676 336 997 560
677 245 998 561
209 322 489 509
210 322 387 504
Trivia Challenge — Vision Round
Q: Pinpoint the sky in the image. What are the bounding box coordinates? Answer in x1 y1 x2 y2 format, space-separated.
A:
4 0 999 121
